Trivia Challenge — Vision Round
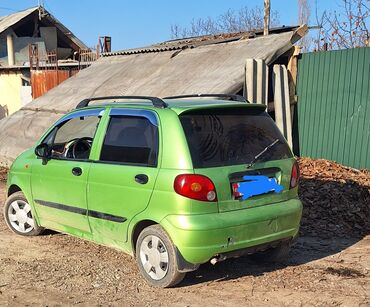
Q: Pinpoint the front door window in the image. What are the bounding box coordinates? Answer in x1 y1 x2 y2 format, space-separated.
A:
45 114 101 160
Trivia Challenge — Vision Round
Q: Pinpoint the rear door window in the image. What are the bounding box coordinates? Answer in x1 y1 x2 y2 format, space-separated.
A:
100 115 158 166
180 108 292 168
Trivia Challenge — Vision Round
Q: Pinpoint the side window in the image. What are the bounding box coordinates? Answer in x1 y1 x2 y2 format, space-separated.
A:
47 115 101 160
100 116 158 166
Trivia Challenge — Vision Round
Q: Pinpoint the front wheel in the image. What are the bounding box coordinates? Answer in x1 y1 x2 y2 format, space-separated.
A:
3 191 44 236
136 225 185 288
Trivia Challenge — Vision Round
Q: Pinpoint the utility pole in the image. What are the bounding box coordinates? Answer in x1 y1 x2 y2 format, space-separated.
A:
264 0 270 36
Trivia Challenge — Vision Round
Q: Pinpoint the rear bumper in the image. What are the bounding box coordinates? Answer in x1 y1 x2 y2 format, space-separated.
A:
161 198 302 264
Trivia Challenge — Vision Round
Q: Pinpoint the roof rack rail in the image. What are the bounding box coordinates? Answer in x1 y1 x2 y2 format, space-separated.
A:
162 94 247 102
75 96 168 109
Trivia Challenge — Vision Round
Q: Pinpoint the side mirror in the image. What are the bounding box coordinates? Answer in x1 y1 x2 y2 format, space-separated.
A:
35 143 51 164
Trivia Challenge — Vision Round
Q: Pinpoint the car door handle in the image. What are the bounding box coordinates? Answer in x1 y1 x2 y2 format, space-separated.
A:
135 174 148 184
72 167 82 176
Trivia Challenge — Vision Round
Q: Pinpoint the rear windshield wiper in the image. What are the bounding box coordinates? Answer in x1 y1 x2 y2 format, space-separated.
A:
246 138 280 169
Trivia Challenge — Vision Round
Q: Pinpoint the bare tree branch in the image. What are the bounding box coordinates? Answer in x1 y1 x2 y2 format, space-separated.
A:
318 0 369 50
170 5 280 39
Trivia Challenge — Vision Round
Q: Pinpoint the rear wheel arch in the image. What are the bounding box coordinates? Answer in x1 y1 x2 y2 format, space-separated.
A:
131 219 158 255
8 184 22 196
135 224 186 287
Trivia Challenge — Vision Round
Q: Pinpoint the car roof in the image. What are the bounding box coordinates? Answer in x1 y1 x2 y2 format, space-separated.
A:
76 98 266 115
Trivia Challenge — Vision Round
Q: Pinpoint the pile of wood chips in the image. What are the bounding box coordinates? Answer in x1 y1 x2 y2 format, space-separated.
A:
298 157 370 238
0 158 369 238
0 167 7 181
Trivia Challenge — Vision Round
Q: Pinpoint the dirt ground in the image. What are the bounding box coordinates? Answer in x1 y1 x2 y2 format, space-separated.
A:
0 180 369 307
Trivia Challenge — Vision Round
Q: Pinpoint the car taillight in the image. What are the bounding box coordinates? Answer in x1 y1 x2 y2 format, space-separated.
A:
290 160 300 189
232 183 243 199
174 174 217 202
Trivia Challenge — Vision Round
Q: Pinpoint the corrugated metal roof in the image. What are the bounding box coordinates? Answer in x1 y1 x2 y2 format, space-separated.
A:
103 26 299 56
0 26 307 166
0 7 87 50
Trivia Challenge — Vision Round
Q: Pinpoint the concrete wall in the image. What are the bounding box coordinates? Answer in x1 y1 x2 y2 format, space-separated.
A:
0 71 22 118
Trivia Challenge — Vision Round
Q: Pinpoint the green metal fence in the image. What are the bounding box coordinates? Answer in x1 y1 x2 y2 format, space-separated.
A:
296 47 370 169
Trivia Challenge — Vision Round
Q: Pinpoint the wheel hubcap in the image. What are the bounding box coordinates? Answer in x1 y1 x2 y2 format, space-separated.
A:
139 235 169 280
8 200 35 233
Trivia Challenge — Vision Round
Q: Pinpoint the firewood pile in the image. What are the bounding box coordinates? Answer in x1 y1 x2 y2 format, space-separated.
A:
0 158 369 238
298 157 370 238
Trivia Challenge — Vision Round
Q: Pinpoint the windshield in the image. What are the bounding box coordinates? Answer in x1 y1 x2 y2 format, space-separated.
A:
180 108 293 168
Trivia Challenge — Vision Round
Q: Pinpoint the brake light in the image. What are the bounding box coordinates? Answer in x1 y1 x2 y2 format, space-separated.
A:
290 161 300 189
174 174 217 202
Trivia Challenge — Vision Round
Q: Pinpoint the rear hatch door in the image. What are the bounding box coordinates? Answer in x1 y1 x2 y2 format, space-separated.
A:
179 106 295 212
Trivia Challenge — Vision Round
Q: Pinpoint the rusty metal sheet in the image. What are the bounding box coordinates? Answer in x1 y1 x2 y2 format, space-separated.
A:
31 70 75 99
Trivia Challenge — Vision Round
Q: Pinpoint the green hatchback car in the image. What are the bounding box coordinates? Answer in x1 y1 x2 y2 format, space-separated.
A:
3 94 302 287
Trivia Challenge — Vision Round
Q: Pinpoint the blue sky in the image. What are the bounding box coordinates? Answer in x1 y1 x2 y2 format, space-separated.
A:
0 0 335 51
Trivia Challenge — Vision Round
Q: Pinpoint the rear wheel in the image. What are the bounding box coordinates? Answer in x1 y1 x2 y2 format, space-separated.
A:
136 225 185 288
252 240 291 264
3 191 44 236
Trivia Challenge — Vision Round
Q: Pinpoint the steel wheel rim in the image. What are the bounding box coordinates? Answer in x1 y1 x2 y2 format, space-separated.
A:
139 234 169 280
7 200 35 234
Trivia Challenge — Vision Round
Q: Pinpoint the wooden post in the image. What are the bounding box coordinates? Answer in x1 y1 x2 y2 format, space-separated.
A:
264 0 270 36
287 46 300 121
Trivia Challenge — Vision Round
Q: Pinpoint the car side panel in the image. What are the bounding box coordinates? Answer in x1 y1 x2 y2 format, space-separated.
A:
6 148 42 224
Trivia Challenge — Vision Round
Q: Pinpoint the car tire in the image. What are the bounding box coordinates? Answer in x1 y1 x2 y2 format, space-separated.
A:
136 224 186 288
251 240 291 264
3 191 44 236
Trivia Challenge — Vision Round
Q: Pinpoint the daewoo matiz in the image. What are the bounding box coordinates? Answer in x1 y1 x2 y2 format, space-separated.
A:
4 94 302 287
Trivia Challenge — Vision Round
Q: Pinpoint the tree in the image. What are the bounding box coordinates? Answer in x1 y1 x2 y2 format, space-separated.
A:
170 6 280 39
314 0 369 50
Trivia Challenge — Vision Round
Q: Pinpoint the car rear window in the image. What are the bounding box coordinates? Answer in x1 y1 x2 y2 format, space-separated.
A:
180 108 293 168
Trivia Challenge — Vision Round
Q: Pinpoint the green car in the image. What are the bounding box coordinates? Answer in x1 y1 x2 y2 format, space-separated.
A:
3 94 302 287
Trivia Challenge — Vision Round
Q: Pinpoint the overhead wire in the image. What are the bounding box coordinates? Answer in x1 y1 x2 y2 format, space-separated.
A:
0 7 19 13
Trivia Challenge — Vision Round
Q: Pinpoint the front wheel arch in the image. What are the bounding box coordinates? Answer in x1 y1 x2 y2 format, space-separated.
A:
3 191 44 236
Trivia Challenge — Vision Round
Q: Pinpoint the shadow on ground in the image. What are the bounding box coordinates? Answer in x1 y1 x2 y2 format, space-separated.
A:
180 235 364 286
181 174 369 287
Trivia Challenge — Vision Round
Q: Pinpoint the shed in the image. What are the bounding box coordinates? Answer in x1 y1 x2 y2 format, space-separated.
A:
0 6 90 118
0 26 306 167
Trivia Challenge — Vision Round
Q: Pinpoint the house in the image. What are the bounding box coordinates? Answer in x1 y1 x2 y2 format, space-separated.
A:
0 6 92 118
0 25 307 167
